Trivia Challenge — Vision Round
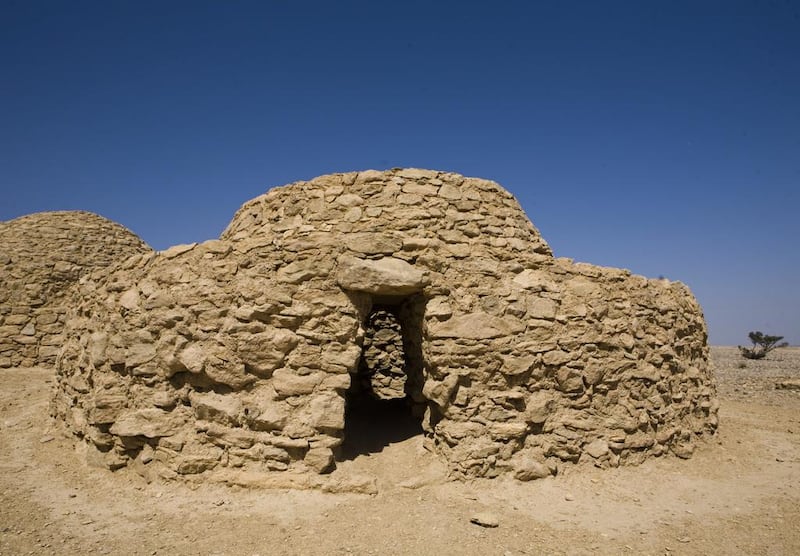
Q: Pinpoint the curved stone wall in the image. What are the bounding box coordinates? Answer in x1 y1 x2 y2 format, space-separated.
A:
0 211 152 368
52 170 718 484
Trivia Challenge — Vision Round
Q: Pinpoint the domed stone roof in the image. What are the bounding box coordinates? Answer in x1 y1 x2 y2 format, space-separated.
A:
51 170 718 489
0 211 151 367
221 168 552 258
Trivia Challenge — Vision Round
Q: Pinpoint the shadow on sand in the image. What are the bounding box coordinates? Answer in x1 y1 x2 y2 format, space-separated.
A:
339 397 423 460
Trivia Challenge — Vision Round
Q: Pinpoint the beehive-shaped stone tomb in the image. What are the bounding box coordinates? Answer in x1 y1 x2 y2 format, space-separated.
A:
0 211 152 368
52 169 718 483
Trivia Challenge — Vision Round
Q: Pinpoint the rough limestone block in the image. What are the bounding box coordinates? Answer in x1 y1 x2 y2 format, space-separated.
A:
345 233 403 255
272 369 323 397
306 392 346 431
427 312 525 340
190 391 243 426
110 408 187 438
336 255 427 295
304 447 335 473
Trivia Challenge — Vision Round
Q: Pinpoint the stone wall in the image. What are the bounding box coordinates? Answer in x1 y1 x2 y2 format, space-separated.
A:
0 211 152 368
51 169 718 485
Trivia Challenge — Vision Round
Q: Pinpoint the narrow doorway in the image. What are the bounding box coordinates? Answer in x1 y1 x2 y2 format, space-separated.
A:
340 294 427 459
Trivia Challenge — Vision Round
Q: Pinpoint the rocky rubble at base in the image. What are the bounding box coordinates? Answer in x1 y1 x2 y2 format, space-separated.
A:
48 169 718 485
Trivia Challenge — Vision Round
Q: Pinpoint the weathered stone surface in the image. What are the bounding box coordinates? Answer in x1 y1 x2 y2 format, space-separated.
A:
178 344 207 373
272 369 323 397
426 297 453 319
513 269 558 291
49 169 717 487
190 391 242 425
428 312 525 340
0 211 151 367
160 243 196 259
306 392 346 430
584 439 610 459
344 233 403 255
304 447 335 473
514 460 552 481
336 256 426 295
109 408 186 438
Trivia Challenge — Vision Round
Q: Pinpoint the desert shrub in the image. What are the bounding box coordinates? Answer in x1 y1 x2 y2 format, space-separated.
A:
738 331 788 360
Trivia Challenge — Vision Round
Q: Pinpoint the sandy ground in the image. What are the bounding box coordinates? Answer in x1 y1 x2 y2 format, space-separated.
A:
1 346 799 556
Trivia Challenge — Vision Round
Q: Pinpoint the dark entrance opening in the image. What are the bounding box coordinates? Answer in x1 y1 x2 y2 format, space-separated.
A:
340 293 427 459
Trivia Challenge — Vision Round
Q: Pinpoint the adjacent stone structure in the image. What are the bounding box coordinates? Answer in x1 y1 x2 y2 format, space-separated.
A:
52 169 718 486
0 211 151 368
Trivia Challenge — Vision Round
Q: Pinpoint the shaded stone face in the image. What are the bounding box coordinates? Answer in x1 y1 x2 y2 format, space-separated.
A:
51 169 719 486
356 309 407 400
0 211 152 368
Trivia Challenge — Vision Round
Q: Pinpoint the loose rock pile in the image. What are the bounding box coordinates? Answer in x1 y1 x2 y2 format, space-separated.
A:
0 211 151 368
357 309 408 400
50 169 719 485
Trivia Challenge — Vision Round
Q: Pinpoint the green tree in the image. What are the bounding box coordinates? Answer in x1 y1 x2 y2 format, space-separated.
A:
738 331 788 360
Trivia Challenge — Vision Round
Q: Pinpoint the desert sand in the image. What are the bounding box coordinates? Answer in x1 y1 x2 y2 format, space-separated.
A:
2 346 798 555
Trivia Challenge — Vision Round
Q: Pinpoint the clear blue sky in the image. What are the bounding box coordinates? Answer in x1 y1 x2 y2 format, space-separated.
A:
1 1 798 345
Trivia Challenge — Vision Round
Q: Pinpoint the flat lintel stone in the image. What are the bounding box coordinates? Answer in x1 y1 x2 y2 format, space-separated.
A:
336 255 426 295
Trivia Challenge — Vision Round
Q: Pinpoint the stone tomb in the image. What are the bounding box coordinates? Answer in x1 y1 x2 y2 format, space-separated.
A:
52 169 718 485
0 211 152 368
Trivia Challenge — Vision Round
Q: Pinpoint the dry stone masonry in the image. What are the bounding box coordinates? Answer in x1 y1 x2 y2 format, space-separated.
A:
51 169 719 486
0 211 151 368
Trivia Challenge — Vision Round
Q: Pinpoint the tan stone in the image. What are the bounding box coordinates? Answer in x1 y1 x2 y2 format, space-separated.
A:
336 256 426 295
345 233 403 255
525 392 554 424
438 183 462 200
426 297 453 319
512 269 558 291
397 168 438 179
110 408 186 438
428 312 525 340
501 355 535 376
178 344 206 373
304 447 335 473
277 260 322 284
160 243 197 259
526 297 558 320
514 460 552 481
244 397 289 431
204 358 253 389
190 391 242 425
306 392 345 430
272 369 323 397
584 439 610 458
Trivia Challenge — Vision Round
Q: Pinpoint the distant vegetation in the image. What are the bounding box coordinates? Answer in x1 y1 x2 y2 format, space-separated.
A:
738 331 788 360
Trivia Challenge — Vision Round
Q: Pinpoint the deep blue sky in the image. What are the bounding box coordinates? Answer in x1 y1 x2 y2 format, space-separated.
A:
1 1 798 345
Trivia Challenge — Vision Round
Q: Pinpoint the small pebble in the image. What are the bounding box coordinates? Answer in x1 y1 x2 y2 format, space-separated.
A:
469 512 499 528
